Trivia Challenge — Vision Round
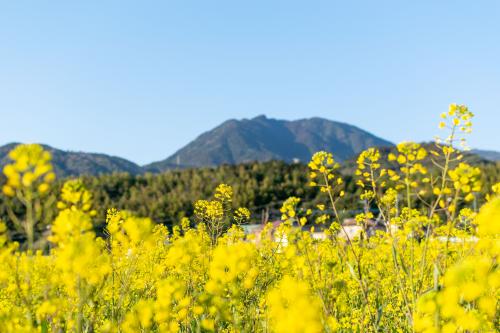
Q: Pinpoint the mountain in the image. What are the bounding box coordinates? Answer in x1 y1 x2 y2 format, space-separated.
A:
0 143 142 177
470 149 500 162
2 118 497 177
145 115 394 172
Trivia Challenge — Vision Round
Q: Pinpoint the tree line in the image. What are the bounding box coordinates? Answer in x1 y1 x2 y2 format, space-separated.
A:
1 157 498 240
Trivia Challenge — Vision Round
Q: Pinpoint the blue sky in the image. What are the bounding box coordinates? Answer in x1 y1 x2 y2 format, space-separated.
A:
1 1 499 164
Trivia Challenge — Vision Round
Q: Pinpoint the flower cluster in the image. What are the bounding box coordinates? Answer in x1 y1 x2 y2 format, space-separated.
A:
448 162 481 201
438 103 474 148
234 207 251 224
308 151 344 196
2 144 55 197
415 197 499 332
355 148 385 190
2 144 57 249
57 179 97 216
194 199 224 222
388 142 428 186
266 276 324 333
213 183 233 204
194 184 249 243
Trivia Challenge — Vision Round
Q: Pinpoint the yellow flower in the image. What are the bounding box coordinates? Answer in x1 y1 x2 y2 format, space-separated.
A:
266 276 323 333
448 103 457 116
2 185 15 197
475 196 500 236
214 183 233 204
234 207 251 224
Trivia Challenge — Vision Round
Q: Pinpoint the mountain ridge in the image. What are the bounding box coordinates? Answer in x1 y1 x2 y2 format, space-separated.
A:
2 116 498 177
470 149 500 162
145 115 394 171
0 142 142 177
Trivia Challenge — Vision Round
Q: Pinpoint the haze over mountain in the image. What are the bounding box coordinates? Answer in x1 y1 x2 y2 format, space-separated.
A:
470 149 500 162
145 116 394 172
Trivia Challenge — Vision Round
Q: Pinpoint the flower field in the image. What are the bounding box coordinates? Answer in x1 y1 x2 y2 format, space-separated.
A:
0 105 498 332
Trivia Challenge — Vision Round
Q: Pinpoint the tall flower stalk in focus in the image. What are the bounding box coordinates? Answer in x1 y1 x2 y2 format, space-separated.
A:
194 184 249 245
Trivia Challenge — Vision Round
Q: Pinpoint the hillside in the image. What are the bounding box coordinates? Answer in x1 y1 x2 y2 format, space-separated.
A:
145 115 394 171
471 149 500 162
0 143 142 177
3 118 496 177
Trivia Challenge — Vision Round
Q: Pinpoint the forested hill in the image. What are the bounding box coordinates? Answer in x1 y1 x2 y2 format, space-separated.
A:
1 116 394 175
0 143 143 177
1 156 498 231
2 120 499 178
145 115 394 171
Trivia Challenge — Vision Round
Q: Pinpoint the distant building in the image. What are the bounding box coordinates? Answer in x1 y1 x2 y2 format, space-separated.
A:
339 218 388 239
242 218 390 244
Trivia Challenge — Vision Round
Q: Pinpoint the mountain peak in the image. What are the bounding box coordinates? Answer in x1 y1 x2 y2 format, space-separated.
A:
252 114 268 121
145 116 394 171
250 114 269 121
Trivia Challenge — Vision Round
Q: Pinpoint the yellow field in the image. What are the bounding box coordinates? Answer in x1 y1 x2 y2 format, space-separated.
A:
0 104 498 332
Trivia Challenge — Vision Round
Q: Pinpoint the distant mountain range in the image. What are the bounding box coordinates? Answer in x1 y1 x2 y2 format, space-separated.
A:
1 116 498 177
470 149 500 162
0 143 142 177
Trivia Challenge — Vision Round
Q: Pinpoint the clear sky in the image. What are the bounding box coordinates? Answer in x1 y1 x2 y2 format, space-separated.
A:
1 1 499 164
